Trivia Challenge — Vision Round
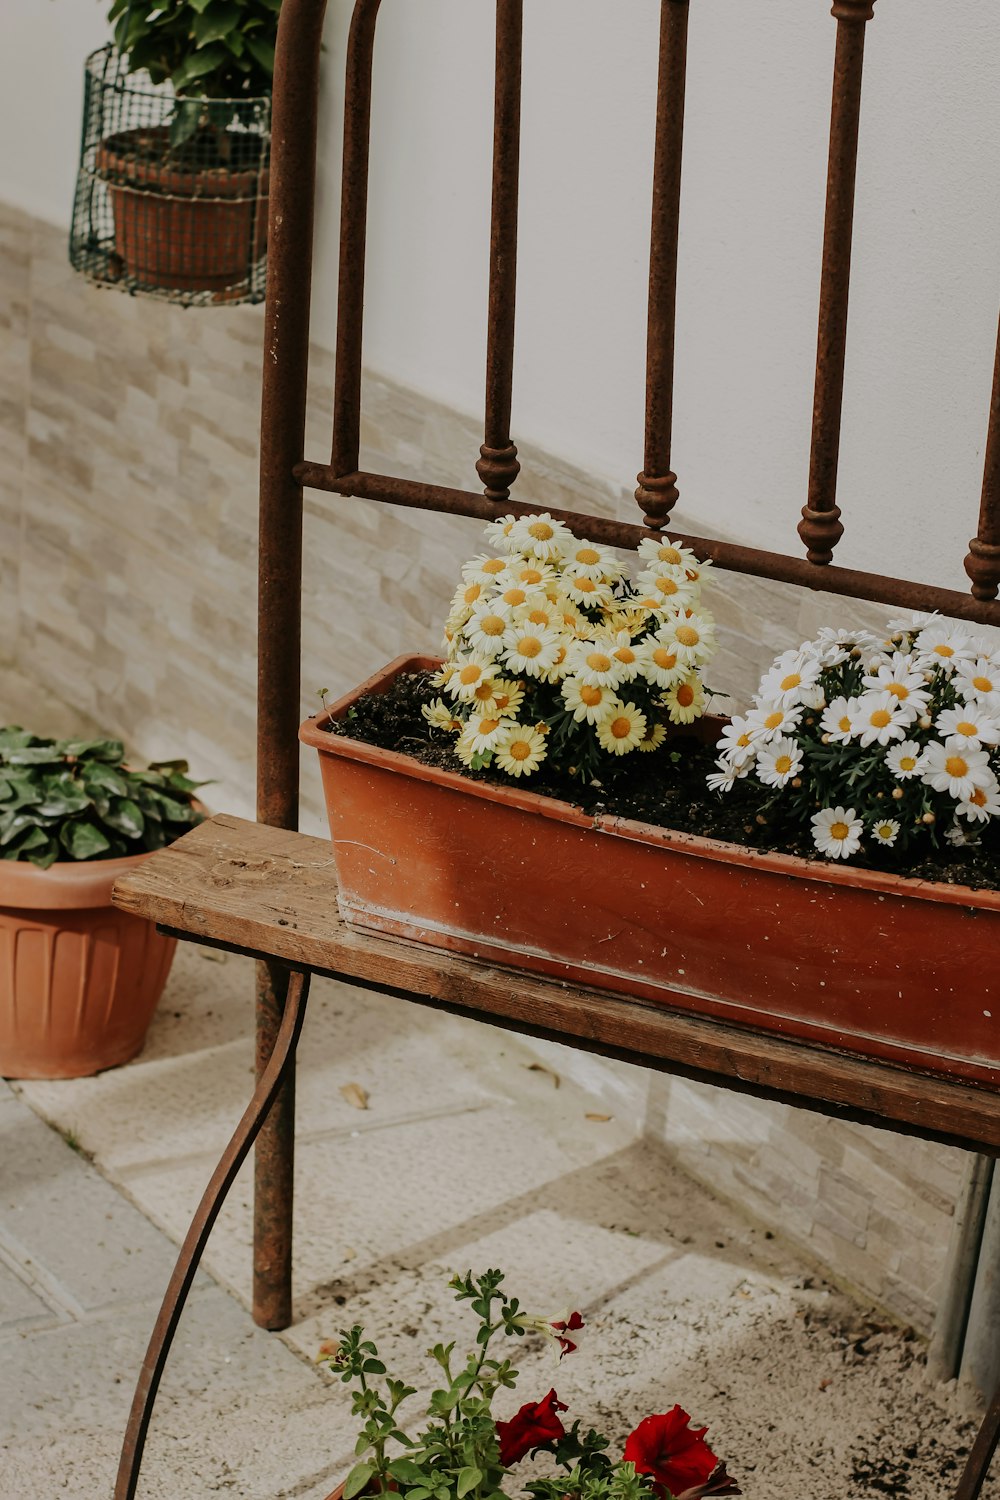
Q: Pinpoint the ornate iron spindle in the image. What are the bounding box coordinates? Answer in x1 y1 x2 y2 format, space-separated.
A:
635 0 690 532
964 311 1000 602
798 0 877 565
477 0 523 505
332 0 383 478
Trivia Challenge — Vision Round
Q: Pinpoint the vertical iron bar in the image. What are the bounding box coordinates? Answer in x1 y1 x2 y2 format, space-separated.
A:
965 310 1000 601
798 0 877 565
476 0 523 505
332 0 384 477
636 0 690 532
255 0 328 1330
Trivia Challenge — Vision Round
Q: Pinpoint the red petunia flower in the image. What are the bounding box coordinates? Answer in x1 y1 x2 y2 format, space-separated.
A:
496 1389 568 1466
550 1310 585 1357
622 1408 721 1498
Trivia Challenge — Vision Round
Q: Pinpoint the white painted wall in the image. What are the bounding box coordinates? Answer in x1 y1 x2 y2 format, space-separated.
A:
3 0 1000 593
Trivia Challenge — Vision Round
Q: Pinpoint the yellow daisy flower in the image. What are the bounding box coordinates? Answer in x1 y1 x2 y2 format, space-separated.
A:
447 654 496 702
637 722 668 753
495 721 548 777
421 698 462 733
561 676 617 725
663 675 705 724
596 701 647 755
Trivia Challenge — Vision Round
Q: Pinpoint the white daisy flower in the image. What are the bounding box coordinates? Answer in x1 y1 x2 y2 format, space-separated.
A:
507 560 558 593
956 658 1000 714
871 817 901 847
852 691 910 748
886 610 940 634
596 701 647 756
602 631 643 683
503 623 563 679
746 700 804 741
914 624 979 673
811 806 863 860
635 569 701 612
561 574 615 610
955 773 1000 823
564 540 625 583
494 721 548 777
571 641 628 690
760 656 822 708
465 603 516 659
655 612 716 669
636 636 686 690
820 696 861 744
862 655 930 717
934 705 1000 748
662 675 706 725
636 536 701 573
462 554 510 588
447 654 497 702
755 736 803 789
494 583 546 614
482 514 520 552
921 738 996 801
466 713 508 754
706 755 746 793
561 676 617 725
452 579 487 614
507 513 576 563
885 740 926 779
718 716 760 767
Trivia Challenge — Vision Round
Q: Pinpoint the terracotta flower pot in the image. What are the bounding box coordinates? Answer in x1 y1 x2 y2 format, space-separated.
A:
300 655 1000 1088
94 128 268 294
0 851 176 1080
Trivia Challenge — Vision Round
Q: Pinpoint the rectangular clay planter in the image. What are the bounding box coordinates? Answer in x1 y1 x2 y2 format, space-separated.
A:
300 655 1000 1088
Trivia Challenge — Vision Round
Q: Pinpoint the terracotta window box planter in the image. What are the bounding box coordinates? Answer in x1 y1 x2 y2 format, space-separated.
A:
300 655 1000 1089
0 851 176 1080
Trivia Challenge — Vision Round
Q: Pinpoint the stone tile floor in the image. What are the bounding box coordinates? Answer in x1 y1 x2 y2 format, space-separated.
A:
3 939 997 1500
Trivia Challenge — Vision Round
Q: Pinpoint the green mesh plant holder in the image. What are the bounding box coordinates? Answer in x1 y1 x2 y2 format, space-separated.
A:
69 45 271 305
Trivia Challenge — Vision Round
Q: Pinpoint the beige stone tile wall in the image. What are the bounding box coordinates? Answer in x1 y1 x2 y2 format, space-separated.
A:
0 198 970 1336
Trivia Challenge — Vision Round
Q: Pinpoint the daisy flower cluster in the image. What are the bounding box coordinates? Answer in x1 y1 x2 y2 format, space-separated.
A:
707 614 1000 863
421 513 717 780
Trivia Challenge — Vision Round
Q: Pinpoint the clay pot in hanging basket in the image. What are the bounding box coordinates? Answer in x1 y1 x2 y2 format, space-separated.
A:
0 851 176 1080
300 655 1000 1089
94 127 269 295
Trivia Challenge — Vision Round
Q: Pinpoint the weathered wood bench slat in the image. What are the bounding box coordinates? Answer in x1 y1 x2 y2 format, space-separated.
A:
111 813 1000 1153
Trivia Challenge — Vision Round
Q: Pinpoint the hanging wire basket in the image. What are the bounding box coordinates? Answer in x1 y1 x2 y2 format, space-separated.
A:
69 46 271 306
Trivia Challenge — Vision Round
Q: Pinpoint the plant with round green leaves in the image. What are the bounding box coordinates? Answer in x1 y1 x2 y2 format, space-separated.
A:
108 0 281 148
0 727 205 868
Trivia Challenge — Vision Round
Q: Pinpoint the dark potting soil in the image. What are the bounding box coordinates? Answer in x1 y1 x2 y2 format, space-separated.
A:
327 670 1000 894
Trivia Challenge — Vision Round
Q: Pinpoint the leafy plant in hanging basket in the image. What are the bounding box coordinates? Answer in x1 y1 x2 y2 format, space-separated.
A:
318 1268 739 1500
88 0 280 295
0 727 207 1080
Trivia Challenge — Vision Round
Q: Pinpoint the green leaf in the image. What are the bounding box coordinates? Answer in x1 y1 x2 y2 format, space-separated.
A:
102 797 145 840
59 738 125 762
84 763 129 798
343 1463 375 1500
192 3 242 48
171 45 226 90
457 1467 483 1497
0 810 46 847
169 99 204 149
243 34 275 74
23 837 59 869
59 821 111 861
361 1358 386 1375
3 747 64 766
0 729 34 751
387 1460 427 1487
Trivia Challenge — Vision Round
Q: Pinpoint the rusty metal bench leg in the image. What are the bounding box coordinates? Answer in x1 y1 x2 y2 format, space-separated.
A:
114 967 311 1500
954 1387 1000 1500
